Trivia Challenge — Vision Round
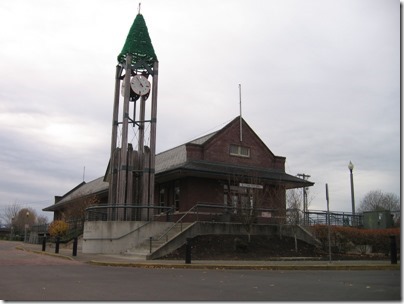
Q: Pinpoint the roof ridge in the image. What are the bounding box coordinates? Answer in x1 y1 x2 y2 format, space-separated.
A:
156 130 218 156
157 118 237 156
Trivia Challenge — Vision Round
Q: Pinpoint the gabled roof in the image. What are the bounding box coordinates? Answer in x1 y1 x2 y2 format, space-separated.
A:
203 116 280 159
155 116 313 188
43 177 108 211
156 116 281 173
155 131 217 173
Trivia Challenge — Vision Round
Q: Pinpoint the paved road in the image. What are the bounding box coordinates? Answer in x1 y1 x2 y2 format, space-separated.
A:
0 241 400 301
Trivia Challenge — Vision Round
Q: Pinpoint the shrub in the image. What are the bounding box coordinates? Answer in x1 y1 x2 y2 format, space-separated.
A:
48 220 68 238
310 225 400 254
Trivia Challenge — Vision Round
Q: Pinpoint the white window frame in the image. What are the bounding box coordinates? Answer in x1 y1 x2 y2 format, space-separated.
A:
229 144 250 158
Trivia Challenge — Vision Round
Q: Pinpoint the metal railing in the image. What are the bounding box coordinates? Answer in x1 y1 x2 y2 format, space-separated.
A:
85 205 173 222
286 208 363 227
154 203 279 225
150 203 279 253
83 221 152 241
154 204 199 243
85 203 279 223
85 204 372 228
26 219 85 244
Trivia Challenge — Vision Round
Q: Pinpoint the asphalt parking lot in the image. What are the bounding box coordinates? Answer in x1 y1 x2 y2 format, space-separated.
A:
0 241 401 301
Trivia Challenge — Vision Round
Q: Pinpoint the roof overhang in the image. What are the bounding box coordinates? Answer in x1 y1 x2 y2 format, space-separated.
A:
156 160 314 189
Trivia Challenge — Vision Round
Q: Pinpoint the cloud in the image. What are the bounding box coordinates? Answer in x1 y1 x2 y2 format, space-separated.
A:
0 0 399 220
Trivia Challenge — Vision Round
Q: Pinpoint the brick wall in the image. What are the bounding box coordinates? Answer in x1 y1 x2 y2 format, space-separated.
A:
202 119 285 170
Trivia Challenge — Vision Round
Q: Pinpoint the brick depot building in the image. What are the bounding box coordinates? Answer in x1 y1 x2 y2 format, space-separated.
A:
44 117 313 223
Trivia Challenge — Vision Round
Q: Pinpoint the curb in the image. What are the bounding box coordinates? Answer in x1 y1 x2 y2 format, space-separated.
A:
86 260 400 271
16 246 400 271
16 246 75 261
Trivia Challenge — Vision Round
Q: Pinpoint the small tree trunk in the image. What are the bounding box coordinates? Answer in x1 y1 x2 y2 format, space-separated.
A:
294 232 298 252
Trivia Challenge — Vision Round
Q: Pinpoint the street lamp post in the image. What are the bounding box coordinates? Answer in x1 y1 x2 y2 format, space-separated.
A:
24 211 29 243
348 161 356 226
9 216 14 241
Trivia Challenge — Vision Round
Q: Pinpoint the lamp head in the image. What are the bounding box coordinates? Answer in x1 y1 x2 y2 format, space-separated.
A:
348 161 354 171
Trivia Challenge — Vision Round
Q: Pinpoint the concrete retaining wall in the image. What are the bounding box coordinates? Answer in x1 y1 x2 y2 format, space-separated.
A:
82 221 321 257
82 221 172 254
278 225 322 247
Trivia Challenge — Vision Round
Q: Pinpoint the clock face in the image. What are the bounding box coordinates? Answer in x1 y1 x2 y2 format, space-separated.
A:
130 75 151 96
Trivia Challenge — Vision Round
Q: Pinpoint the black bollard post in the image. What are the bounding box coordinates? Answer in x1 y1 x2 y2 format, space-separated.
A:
390 235 397 264
185 238 192 264
42 236 46 252
55 236 60 254
72 237 78 257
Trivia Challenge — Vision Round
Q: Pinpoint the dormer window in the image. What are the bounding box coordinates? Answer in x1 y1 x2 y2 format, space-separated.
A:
230 144 250 158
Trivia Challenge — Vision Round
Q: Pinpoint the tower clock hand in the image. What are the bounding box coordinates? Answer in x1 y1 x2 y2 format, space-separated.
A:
137 78 144 87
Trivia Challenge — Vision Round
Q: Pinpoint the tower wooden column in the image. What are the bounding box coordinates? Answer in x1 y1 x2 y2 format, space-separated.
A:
105 13 158 221
148 61 159 217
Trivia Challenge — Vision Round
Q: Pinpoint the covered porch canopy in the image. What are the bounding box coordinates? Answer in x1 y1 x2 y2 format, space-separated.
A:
155 160 314 189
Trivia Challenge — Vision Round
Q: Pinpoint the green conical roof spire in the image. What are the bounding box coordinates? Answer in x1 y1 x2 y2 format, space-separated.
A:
117 14 158 66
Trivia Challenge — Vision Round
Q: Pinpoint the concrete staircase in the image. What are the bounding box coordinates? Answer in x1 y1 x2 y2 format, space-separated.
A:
123 222 193 259
121 222 322 260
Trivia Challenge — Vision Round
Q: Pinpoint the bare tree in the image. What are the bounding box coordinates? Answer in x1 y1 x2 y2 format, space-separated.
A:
226 173 283 243
36 215 49 225
61 194 100 222
12 208 37 235
358 190 400 212
0 202 22 228
358 190 400 224
285 189 303 252
286 187 314 224
285 187 315 252
286 188 303 225
238 182 264 243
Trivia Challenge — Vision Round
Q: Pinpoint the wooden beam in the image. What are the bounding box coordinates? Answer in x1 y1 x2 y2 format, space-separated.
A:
148 61 159 216
117 55 132 209
110 65 122 157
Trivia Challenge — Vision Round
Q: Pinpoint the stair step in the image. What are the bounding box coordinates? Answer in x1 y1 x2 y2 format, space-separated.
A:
124 222 194 257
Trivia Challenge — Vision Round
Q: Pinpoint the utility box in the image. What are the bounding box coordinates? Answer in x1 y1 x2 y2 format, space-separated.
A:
363 210 393 229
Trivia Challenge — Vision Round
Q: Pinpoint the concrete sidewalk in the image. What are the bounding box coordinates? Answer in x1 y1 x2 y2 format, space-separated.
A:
16 242 400 271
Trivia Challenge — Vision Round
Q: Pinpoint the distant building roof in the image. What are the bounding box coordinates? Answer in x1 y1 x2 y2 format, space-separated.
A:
43 177 108 211
155 131 217 173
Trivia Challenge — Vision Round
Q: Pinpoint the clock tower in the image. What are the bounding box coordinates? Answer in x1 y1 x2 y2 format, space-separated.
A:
106 12 158 221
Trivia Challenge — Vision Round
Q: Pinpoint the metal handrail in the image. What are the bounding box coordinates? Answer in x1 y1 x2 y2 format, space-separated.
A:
155 203 279 243
83 221 152 241
305 210 363 227
85 205 173 221
155 204 200 242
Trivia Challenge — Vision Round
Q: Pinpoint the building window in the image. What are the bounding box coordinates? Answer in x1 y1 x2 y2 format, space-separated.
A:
159 189 165 213
232 195 238 214
174 187 180 211
229 144 250 157
224 184 258 216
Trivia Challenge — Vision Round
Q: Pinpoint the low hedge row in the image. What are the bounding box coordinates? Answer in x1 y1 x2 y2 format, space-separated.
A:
309 225 400 254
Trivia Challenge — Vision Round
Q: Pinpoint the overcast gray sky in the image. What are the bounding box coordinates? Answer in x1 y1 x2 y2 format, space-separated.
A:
0 0 400 221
